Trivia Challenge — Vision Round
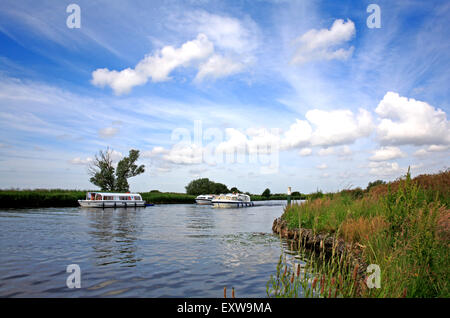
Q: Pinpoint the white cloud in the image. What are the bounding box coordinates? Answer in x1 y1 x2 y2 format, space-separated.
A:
298 147 312 156
69 157 93 165
182 10 259 54
291 19 355 65
318 147 334 156
376 92 450 146
368 161 403 177
428 144 449 152
317 163 328 170
306 108 374 147
142 146 169 158
414 144 450 157
281 119 312 149
92 33 214 94
98 126 119 138
195 54 244 81
162 144 203 165
370 146 406 161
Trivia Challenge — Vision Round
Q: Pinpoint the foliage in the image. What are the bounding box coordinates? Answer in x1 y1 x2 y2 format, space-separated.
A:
185 178 229 196
262 188 271 198
89 148 145 192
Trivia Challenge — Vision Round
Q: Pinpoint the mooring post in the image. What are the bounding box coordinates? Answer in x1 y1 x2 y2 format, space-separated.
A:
287 186 292 206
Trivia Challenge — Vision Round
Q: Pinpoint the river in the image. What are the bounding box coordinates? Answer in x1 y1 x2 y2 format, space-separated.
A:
0 201 304 297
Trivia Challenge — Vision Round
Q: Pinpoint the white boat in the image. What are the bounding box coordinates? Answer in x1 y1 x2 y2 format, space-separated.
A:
211 193 254 208
195 194 216 205
78 192 145 208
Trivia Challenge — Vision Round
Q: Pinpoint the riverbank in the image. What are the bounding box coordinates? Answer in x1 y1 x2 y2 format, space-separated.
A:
270 169 449 298
0 189 196 208
0 189 301 208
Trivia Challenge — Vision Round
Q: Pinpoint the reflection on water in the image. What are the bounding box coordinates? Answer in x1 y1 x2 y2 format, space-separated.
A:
0 203 304 297
84 208 144 267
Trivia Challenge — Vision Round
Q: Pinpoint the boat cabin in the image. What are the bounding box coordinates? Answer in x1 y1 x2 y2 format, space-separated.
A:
86 192 143 201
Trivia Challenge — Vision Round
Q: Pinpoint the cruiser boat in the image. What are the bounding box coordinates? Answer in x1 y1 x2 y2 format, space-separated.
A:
211 193 254 208
78 192 146 208
195 194 216 205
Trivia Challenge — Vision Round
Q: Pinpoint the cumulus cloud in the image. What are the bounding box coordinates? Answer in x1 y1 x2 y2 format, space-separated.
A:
376 92 450 146
162 144 203 164
305 108 373 147
318 147 334 156
299 147 312 156
291 19 355 65
370 146 406 161
281 119 312 149
368 161 403 177
92 34 214 94
414 144 450 157
142 146 169 158
317 163 328 170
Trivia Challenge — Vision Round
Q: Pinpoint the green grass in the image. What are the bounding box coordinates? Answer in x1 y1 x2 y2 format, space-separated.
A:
269 169 449 298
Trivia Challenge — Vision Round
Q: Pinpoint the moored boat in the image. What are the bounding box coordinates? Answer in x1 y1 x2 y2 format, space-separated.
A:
211 193 254 208
195 194 216 205
78 192 145 208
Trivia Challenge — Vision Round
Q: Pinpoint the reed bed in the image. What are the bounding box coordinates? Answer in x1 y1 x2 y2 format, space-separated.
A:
268 169 449 298
0 189 196 208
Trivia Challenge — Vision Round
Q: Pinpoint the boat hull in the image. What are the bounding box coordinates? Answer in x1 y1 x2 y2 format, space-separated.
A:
211 201 254 208
195 199 212 205
78 200 146 208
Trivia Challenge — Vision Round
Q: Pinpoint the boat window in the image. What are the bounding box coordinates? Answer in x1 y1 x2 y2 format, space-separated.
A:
95 194 102 200
134 195 141 201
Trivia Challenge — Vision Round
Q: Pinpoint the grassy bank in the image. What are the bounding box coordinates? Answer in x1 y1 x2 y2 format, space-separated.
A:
0 189 195 208
269 169 449 298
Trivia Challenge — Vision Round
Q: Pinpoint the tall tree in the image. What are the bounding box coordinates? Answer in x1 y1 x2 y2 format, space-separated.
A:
115 149 145 192
88 148 116 191
88 148 145 192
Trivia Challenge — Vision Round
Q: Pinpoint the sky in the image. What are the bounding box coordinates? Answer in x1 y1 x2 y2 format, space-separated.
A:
0 0 449 194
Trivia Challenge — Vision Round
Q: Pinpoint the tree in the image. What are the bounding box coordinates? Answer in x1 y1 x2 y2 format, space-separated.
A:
88 148 116 191
262 188 271 198
185 178 229 196
230 187 240 193
115 149 145 192
88 148 145 192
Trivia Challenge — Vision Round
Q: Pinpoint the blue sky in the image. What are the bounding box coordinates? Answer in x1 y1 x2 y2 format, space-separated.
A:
0 0 449 193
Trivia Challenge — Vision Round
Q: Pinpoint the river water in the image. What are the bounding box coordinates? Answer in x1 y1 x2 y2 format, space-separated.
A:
0 201 303 297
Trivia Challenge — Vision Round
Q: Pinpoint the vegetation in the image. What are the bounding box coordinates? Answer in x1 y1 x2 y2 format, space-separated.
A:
262 188 271 198
185 178 229 196
268 168 450 298
89 148 145 192
0 189 195 208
